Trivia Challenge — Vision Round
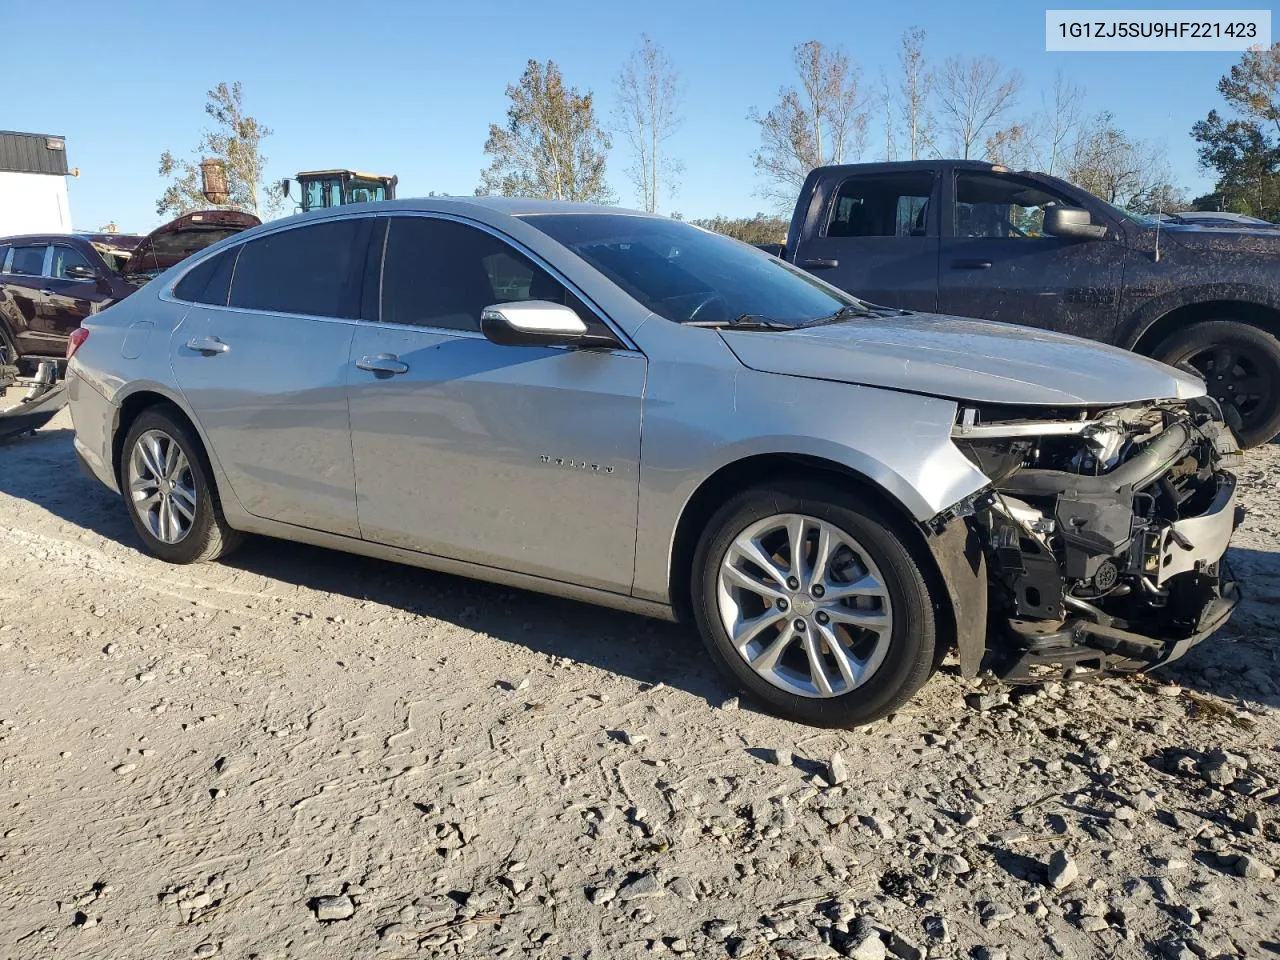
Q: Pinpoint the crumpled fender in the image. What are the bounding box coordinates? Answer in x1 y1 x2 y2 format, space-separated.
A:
924 516 988 678
0 366 66 440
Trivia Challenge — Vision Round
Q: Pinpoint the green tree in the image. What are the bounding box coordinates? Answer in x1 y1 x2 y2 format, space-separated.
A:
479 60 612 202
690 213 789 245
1191 43 1280 219
157 82 278 218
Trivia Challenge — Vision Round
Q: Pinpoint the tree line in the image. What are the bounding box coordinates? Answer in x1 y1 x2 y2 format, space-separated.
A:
155 37 1280 236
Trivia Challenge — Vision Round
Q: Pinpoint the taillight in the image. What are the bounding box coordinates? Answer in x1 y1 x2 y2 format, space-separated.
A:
66 328 90 361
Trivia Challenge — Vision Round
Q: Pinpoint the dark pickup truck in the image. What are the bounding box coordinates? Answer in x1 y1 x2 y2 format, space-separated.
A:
766 160 1280 447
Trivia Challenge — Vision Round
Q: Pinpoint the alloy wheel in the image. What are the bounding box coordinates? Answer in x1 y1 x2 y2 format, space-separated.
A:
716 513 893 698
128 429 198 544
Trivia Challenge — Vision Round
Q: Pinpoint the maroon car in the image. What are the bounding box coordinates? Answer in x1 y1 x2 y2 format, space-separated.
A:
0 210 259 368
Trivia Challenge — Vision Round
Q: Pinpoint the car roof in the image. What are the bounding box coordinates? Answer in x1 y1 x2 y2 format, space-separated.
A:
0 234 90 245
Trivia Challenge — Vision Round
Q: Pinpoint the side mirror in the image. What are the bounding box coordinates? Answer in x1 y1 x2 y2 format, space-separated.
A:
64 264 98 281
1043 206 1107 240
280 178 292 198
480 300 618 349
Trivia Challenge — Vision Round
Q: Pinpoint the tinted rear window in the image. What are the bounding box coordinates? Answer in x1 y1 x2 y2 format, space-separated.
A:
174 247 239 305
229 219 365 318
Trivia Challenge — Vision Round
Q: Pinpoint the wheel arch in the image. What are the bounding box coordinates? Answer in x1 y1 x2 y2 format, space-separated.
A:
1122 290 1280 355
110 386 223 499
665 452 963 670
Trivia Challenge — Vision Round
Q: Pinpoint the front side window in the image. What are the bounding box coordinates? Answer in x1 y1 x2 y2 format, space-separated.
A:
827 173 934 238
51 245 95 280
954 172 1074 238
6 244 48 277
523 213 860 326
229 219 364 318
381 217 574 332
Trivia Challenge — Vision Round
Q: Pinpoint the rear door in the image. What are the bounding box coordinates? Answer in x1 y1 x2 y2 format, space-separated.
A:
43 243 115 344
346 213 646 593
0 243 51 354
170 217 372 537
789 169 940 311
937 170 1125 339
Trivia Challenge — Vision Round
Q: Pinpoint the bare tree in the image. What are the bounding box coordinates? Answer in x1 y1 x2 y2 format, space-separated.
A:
157 82 279 218
1034 70 1085 175
879 69 897 161
983 123 1035 168
614 35 684 212
898 28 934 161
479 60 612 202
936 55 1021 159
750 40 870 202
1068 111 1185 211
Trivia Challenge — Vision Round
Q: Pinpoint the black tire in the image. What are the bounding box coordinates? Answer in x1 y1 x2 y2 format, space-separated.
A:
120 406 243 564
1151 320 1280 448
691 480 938 728
0 323 18 369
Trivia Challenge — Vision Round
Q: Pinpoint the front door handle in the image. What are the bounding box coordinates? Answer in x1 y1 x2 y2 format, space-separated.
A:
186 336 230 355
951 259 993 270
801 258 839 269
356 353 409 376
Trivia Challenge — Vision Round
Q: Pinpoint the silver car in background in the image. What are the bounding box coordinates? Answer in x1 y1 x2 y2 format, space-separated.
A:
66 198 1241 726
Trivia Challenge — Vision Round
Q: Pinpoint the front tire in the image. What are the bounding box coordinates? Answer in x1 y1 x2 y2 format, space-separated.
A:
120 407 242 564
1152 320 1280 448
691 481 938 727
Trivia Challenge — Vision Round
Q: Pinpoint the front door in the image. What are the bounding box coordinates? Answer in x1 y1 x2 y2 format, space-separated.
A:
789 169 940 311
937 170 1125 340
43 243 114 342
347 214 646 594
170 217 372 538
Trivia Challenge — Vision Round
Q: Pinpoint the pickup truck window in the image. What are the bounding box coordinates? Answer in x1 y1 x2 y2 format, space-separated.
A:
827 173 933 238
954 172 1073 239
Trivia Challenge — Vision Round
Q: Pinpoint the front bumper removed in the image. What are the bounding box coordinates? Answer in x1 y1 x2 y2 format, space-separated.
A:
988 470 1243 683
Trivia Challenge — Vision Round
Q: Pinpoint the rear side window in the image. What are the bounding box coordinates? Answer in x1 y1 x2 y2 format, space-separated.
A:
827 173 934 238
229 219 365 318
6 244 48 276
174 247 239 305
381 216 570 332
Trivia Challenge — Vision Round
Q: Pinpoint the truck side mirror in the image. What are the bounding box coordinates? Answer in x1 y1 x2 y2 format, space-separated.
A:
1043 206 1107 241
280 178 292 198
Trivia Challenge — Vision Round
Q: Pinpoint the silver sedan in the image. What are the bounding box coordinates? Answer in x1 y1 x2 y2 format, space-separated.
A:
67 198 1240 726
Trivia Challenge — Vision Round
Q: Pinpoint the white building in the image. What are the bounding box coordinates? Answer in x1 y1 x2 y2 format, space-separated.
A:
0 131 72 235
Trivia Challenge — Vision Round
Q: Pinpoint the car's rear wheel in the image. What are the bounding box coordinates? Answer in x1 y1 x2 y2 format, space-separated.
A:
691 481 938 727
121 407 242 564
1152 320 1280 448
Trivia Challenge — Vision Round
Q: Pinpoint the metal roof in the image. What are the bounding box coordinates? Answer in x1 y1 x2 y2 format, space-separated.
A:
0 131 69 175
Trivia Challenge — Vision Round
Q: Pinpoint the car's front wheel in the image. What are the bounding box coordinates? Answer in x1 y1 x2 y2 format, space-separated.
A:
121 407 242 564
1152 320 1280 448
691 481 938 727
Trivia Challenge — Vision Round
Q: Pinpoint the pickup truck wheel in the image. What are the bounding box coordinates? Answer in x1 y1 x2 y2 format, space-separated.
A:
691 481 938 727
121 408 243 564
1152 320 1280 448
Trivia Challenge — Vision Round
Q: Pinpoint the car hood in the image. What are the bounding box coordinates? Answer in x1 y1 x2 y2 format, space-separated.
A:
719 313 1206 406
121 209 260 279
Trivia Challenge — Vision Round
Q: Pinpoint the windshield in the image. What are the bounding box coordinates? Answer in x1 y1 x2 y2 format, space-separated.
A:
520 213 864 326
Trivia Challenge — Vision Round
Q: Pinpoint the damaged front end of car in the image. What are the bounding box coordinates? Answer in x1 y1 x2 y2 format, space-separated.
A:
945 396 1243 681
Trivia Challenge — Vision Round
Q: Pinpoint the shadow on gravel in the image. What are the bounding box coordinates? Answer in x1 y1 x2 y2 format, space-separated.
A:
2 427 1276 714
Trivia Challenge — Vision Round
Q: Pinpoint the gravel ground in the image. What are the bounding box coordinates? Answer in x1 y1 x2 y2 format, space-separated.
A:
1 408 1278 960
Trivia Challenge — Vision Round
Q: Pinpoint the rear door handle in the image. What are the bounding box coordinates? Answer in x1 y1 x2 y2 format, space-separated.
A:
186 336 230 355
356 353 409 376
950 259 993 270
800 258 839 269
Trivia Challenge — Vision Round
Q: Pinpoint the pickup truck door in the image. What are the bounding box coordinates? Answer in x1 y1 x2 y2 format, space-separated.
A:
789 169 940 312
937 170 1124 340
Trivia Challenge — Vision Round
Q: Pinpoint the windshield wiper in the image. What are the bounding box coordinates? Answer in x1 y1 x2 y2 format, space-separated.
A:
685 313 794 330
800 304 881 327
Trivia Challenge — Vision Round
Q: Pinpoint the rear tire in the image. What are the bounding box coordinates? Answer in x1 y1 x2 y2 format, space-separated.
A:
691 480 938 727
1151 320 1280 448
120 407 243 564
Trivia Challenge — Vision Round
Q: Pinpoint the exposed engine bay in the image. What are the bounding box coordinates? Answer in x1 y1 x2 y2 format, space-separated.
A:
950 396 1242 680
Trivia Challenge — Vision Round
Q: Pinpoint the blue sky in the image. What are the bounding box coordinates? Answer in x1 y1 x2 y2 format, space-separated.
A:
4 0 1254 232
